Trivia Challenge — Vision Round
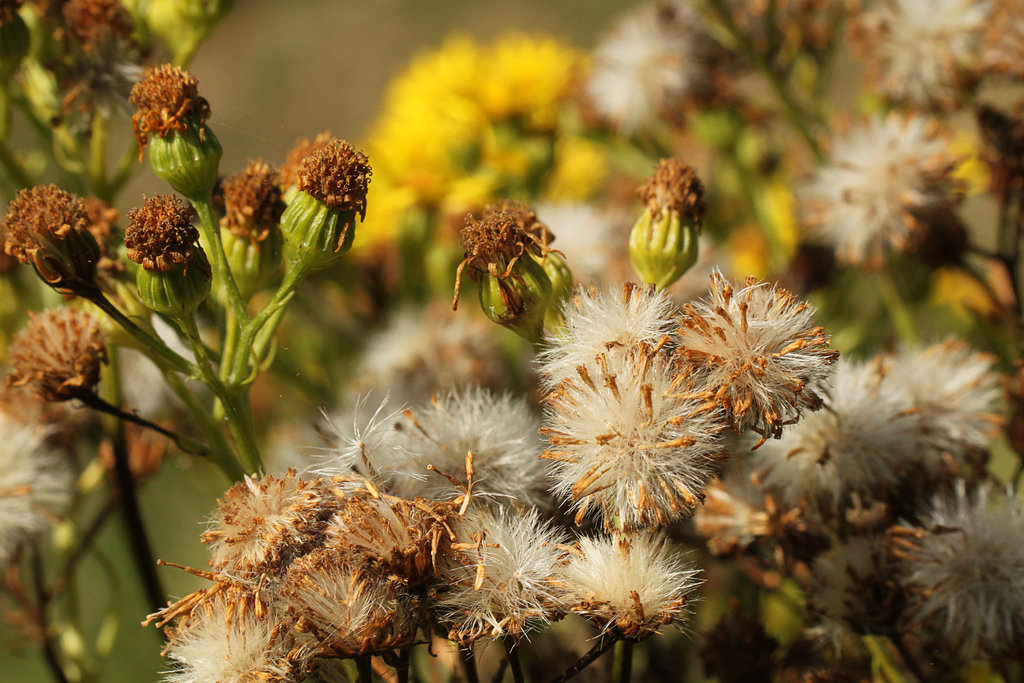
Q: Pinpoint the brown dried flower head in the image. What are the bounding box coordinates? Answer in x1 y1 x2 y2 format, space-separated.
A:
3 184 100 294
280 131 331 189
674 270 838 441
81 196 124 276
129 64 210 151
201 471 340 576
125 194 206 273
7 307 107 402
296 138 371 216
220 159 285 243
487 198 555 248
61 0 134 53
639 158 705 230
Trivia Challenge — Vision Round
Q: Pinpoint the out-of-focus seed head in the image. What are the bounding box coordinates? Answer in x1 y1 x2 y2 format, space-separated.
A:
7 308 106 402
280 131 332 192
62 0 134 54
3 185 101 296
674 269 838 440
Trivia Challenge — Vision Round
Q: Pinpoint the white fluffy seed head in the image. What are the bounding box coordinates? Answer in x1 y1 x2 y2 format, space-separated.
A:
0 407 72 567
694 473 772 556
674 270 838 439
587 0 718 134
562 532 701 639
543 341 723 531
390 388 550 507
539 282 678 387
434 506 569 644
894 484 1024 656
800 114 962 267
888 339 1002 453
752 357 920 515
852 0 992 108
163 594 300 683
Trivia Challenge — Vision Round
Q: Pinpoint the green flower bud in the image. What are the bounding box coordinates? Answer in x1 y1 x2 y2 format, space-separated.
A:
532 249 572 332
280 139 371 273
479 254 551 341
629 159 704 290
0 10 30 80
2 185 101 296
148 121 222 200
125 194 211 319
453 204 555 341
135 254 211 318
222 226 282 301
130 65 220 200
217 159 285 300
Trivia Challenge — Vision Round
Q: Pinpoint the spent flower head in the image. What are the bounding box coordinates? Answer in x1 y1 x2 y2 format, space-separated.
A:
674 270 838 440
219 159 286 243
7 307 106 402
129 64 210 152
125 194 205 273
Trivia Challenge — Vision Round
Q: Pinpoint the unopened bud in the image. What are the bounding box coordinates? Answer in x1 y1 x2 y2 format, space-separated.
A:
130 65 221 200
2 185 101 296
629 159 704 289
125 194 211 318
280 138 371 273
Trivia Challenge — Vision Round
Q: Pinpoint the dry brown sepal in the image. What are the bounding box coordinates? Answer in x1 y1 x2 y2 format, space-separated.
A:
674 272 838 441
220 159 285 243
143 566 272 636
129 64 210 153
280 131 331 190
124 194 204 273
7 307 107 402
202 470 340 577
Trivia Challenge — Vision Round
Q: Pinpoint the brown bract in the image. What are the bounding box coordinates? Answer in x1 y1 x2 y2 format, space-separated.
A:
129 64 210 154
7 308 107 402
281 131 331 189
125 194 204 273
297 139 371 214
2 184 100 292
220 159 285 243
639 158 705 229
61 0 134 53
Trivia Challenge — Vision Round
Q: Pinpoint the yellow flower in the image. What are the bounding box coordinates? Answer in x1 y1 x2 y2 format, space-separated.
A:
544 135 607 201
930 266 997 320
949 130 990 196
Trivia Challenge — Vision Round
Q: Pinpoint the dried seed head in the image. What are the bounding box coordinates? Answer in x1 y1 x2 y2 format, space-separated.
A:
219 159 285 243
125 194 205 273
297 139 371 216
281 131 332 189
638 158 705 227
674 270 838 439
7 308 107 402
129 64 210 150
458 210 538 278
61 0 134 53
2 184 100 294
202 471 339 576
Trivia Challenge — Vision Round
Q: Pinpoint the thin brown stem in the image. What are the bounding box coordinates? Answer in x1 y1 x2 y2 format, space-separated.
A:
356 655 374 683
29 554 71 683
503 637 525 683
77 393 208 456
459 645 481 683
546 636 617 683
44 497 118 603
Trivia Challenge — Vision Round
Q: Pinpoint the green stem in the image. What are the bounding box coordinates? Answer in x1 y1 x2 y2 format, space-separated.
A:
191 196 249 325
178 314 262 474
611 640 633 683
876 269 919 345
30 554 71 683
705 0 825 162
227 263 303 386
160 369 245 481
88 113 109 199
87 291 197 377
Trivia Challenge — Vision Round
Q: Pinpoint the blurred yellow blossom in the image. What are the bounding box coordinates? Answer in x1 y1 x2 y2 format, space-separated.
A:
930 266 998 320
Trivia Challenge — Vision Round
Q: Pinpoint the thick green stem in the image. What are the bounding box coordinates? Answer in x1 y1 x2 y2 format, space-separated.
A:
876 269 919 345
160 369 245 481
178 315 262 474
612 641 633 683
226 264 303 386
192 196 249 324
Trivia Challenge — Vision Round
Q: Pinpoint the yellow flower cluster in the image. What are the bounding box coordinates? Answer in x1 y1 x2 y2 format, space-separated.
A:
355 33 604 249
